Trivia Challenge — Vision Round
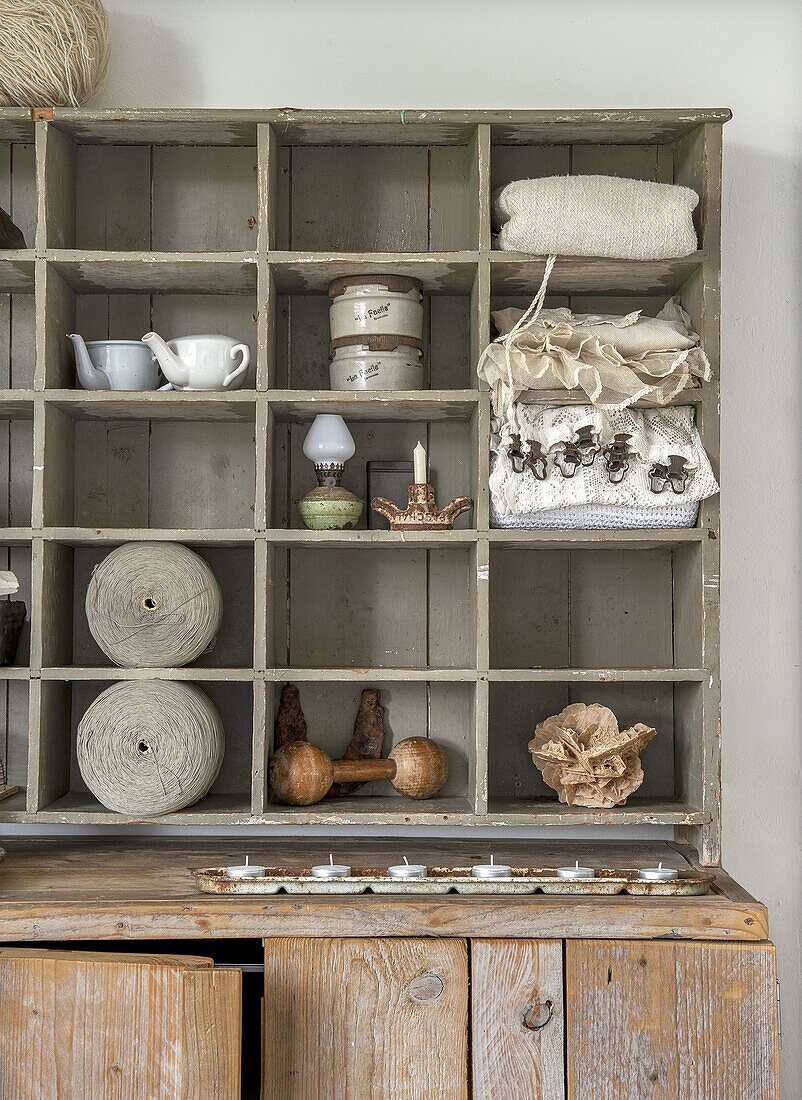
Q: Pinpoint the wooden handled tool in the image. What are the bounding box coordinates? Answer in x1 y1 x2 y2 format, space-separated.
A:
269 737 448 806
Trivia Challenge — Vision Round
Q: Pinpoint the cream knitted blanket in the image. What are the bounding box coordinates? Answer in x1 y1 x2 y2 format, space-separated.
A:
493 175 698 259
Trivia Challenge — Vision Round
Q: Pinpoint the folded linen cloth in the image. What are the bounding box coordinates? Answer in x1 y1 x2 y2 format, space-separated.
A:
478 297 711 414
493 175 699 260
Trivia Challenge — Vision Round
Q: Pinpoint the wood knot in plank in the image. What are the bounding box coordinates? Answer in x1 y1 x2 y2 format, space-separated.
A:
407 971 444 1003
523 999 553 1030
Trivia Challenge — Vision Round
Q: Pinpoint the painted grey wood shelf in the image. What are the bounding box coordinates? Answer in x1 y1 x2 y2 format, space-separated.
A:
0 108 724 862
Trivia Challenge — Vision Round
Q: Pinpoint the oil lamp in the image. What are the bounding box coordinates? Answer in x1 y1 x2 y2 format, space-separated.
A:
297 414 363 530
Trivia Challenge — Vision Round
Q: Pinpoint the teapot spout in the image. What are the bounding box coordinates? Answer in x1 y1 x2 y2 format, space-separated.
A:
67 333 110 390
142 331 189 387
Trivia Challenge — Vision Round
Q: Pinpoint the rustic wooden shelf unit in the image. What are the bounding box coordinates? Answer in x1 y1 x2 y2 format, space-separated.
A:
0 109 724 862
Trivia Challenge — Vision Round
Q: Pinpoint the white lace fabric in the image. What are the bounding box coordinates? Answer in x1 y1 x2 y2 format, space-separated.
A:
489 404 719 521
490 498 700 531
478 296 711 415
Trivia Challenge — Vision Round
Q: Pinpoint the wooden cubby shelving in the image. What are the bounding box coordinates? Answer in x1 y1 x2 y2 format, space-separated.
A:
0 108 725 861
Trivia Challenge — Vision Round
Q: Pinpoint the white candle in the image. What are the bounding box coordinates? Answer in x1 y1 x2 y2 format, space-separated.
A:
388 856 427 879
638 862 679 881
413 440 427 484
556 860 596 880
226 854 267 879
471 854 512 879
311 853 352 879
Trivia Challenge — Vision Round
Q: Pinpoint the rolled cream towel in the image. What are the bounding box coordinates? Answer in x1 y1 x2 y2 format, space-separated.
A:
493 175 698 260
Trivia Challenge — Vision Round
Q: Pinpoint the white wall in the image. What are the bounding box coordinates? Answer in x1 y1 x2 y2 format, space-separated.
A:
46 0 802 1090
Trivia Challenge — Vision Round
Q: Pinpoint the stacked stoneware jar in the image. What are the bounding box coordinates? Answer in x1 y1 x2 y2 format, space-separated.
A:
328 275 424 390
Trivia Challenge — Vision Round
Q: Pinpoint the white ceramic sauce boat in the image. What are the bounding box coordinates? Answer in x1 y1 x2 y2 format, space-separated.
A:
67 334 160 391
142 332 250 391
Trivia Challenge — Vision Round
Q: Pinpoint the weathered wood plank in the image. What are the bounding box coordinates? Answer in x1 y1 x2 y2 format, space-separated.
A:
45 108 731 147
50 253 258 294
490 253 704 295
289 146 429 252
40 124 76 249
269 253 478 294
0 949 241 1100
152 145 258 252
569 548 674 667
75 144 150 249
29 679 71 810
565 941 779 1099
472 939 565 1100
263 937 468 1099
269 390 478 423
148 420 256 529
47 391 257 421
429 142 476 251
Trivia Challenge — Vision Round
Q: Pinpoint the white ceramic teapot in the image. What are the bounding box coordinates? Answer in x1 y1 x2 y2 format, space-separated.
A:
141 332 250 391
67 334 160 391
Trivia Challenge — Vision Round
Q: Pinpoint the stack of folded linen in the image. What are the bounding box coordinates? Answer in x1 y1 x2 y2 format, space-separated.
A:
478 297 711 414
489 403 719 530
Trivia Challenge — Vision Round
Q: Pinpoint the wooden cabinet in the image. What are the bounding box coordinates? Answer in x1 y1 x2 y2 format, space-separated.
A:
0 948 241 1100
472 939 565 1099
262 937 778 1099
258 936 777 1099
0 936 778 1099
565 941 780 1100
263 938 469 1099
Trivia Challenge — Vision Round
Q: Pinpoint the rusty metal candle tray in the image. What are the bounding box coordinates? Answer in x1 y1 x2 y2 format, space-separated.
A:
195 866 714 897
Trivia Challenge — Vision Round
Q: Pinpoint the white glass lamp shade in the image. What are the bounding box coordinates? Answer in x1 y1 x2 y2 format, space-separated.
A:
302 414 356 466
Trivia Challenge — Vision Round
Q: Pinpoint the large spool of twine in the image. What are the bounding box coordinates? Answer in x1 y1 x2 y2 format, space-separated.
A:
77 680 225 815
86 542 223 668
0 0 110 108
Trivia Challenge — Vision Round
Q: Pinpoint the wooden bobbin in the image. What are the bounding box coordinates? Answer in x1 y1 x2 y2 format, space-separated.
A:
269 737 448 806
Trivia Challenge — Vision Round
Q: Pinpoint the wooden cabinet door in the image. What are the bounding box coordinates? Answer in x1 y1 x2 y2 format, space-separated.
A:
263 937 468 1099
471 939 565 1099
0 948 241 1100
566 941 779 1100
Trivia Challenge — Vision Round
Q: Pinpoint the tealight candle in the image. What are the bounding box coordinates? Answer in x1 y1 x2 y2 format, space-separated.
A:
556 860 596 880
311 853 352 879
638 862 679 881
471 854 512 879
388 856 427 879
225 854 267 879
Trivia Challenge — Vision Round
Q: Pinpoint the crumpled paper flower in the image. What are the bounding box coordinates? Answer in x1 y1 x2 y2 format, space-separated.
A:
528 702 657 808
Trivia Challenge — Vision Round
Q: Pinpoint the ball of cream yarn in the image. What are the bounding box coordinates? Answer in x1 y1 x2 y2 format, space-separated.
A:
0 0 110 108
77 680 225 815
86 542 223 668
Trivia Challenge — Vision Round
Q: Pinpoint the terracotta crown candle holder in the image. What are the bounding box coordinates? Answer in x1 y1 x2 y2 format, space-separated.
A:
371 483 473 531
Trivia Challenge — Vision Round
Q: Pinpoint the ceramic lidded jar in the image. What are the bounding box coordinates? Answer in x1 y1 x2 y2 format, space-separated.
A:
329 335 423 391
328 275 423 341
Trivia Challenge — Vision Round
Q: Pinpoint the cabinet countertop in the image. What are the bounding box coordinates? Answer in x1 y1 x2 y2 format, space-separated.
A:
0 838 766 943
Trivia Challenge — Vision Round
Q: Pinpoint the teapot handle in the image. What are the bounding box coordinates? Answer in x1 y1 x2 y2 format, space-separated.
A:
223 344 250 388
